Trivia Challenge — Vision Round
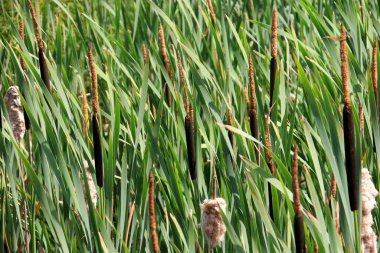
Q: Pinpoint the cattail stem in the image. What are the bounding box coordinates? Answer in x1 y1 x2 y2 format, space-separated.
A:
227 95 234 146
27 0 51 92
88 45 103 187
178 52 196 179
19 21 30 130
249 56 259 164
149 169 160 253
158 25 173 107
292 144 305 253
372 39 378 111
340 23 358 211
269 8 278 110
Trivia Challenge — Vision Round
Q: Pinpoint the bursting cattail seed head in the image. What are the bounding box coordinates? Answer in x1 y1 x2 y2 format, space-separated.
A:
4 86 26 142
200 198 227 247
149 170 160 253
361 168 379 253
83 160 98 209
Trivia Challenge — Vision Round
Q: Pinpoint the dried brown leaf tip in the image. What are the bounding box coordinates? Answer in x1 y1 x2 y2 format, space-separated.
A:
149 169 160 253
249 56 259 163
143 44 149 64
207 0 216 24
372 39 378 110
4 86 26 142
361 168 379 253
88 45 103 187
292 143 306 253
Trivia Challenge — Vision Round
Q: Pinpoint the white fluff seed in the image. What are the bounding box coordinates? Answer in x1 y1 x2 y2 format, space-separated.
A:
4 86 25 142
200 197 227 247
83 160 98 208
361 168 379 253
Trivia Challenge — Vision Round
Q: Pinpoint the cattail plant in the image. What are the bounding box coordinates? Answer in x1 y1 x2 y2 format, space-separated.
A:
292 143 305 253
82 160 98 209
249 56 259 163
158 25 173 107
265 114 275 219
372 39 378 111
88 45 103 188
340 23 358 211
361 168 379 253
200 173 226 251
269 8 278 110
177 52 196 180
19 21 30 130
149 169 160 253
27 0 51 92
4 86 26 142
227 94 234 146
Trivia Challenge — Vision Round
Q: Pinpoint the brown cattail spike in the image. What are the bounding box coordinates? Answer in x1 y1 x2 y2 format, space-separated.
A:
227 95 234 146
269 8 278 109
292 143 306 253
178 52 196 179
265 114 275 220
149 169 160 253
372 39 378 111
19 21 27 72
88 45 103 187
27 0 51 92
340 23 358 211
249 56 259 163
81 90 89 139
158 25 173 107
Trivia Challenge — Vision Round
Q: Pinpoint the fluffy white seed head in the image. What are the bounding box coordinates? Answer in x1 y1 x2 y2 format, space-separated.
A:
83 160 98 209
200 197 227 247
361 168 379 253
4 86 25 142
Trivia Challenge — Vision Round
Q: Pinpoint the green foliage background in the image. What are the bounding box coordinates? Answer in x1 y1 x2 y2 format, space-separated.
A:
0 0 379 252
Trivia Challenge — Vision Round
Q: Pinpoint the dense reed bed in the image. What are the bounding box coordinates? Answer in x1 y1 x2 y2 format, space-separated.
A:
0 1 379 252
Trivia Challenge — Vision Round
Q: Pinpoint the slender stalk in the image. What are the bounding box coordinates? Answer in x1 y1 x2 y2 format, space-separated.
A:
340 23 358 211
249 56 259 164
19 21 30 130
